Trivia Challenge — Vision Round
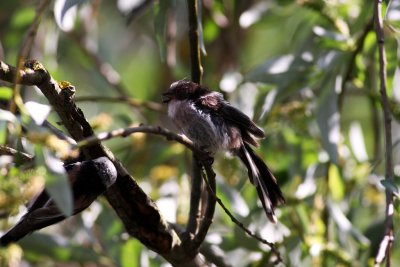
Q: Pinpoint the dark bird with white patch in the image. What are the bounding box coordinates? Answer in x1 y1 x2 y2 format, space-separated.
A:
162 80 285 223
0 157 117 246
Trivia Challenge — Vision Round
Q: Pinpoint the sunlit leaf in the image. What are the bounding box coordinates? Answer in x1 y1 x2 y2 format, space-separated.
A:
25 101 51 125
328 202 370 246
197 0 206 55
245 53 314 95
121 239 142 267
0 109 17 123
328 164 344 201
295 164 317 199
239 2 269 29
348 121 368 162
54 0 81 31
60 0 89 23
0 87 13 101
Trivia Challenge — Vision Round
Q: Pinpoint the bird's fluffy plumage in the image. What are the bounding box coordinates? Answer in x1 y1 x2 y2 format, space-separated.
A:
163 80 285 223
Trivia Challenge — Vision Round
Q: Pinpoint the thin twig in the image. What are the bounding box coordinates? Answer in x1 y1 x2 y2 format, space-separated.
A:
201 167 282 264
374 1 395 266
339 17 374 109
0 145 34 162
75 124 200 152
69 32 152 121
7 0 51 142
43 120 77 145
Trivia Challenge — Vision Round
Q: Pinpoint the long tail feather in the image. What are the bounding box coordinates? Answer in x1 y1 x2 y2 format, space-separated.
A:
238 144 285 223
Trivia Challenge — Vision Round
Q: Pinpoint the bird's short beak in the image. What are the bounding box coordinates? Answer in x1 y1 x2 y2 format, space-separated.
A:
162 92 172 103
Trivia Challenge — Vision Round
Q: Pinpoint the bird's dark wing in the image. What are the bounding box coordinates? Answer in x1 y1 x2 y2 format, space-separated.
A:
27 190 50 212
195 92 265 140
220 104 265 138
0 194 97 246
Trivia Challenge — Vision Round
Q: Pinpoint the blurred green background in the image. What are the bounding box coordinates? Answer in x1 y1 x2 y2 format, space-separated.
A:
1 0 400 266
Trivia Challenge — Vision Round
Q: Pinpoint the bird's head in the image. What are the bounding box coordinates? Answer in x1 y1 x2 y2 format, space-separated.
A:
162 80 206 103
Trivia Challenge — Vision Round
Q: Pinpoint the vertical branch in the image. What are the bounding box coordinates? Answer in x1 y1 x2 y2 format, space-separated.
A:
184 0 215 260
374 1 395 266
185 0 205 239
186 159 203 234
187 0 203 83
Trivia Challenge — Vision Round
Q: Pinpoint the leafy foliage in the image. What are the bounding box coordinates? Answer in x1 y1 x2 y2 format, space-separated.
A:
0 0 399 266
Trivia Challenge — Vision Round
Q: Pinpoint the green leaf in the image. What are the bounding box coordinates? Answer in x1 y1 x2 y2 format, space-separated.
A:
154 0 175 61
0 87 13 101
35 145 73 216
316 75 341 165
21 233 110 263
329 202 370 247
10 7 35 28
328 164 344 201
121 239 142 267
245 54 313 85
197 0 206 55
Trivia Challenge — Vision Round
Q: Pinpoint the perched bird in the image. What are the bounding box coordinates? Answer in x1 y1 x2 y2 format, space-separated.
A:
162 80 285 223
0 157 117 246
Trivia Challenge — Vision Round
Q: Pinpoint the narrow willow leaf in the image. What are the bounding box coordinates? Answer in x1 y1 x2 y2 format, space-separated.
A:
60 0 89 22
0 109 17 123
154 0 175 62
348 121 368 162
328 164 344 201
197 0 206 55
316 75 341 165
35 145 73 216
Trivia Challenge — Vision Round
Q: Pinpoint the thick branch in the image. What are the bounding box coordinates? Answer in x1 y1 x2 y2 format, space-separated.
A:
0 59 204 266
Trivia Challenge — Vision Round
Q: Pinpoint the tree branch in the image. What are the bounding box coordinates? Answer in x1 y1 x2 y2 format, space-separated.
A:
0 59 205 266
338 17 374 109
187 0 203 83
182 0 216 261
374 1 395 266
0 145 34 162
